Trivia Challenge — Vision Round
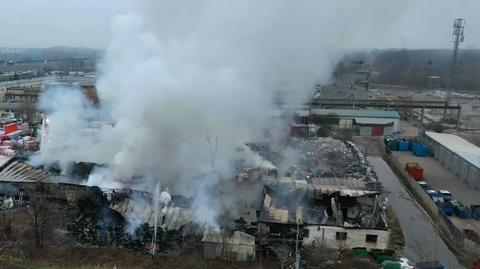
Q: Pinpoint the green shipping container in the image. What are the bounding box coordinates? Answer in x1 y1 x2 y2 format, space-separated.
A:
352 247 369 257
382 260 401 269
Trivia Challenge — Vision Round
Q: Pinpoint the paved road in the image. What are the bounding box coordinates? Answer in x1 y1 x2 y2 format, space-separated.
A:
367 156 464 269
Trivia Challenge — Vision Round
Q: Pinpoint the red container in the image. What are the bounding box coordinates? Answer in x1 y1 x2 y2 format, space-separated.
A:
3 123 17 135
406 162 424 180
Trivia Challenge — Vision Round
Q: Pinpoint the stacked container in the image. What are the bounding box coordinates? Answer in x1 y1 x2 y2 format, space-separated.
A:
384 137 399 151
398 139 409 151
411 142 428 157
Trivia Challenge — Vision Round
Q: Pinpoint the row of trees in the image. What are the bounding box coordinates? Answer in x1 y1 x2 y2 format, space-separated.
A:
340 49 480 91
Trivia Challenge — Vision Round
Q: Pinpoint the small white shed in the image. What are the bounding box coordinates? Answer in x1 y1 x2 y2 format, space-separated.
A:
202 231 256 261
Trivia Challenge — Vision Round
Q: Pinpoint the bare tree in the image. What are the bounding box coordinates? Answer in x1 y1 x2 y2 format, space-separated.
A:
25 184 49 249
215 213 235 260
270 243 294 269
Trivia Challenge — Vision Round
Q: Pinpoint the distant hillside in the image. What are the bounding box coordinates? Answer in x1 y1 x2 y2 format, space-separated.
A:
340 49 480 91
0 46 102 62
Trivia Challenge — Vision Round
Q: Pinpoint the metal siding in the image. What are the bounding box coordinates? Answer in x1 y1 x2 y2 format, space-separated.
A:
430 141 480 189
384 125 393 136
359 126 371 136
371 126 384 136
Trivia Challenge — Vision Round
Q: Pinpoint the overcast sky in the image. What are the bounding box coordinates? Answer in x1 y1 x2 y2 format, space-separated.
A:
0 0 479 49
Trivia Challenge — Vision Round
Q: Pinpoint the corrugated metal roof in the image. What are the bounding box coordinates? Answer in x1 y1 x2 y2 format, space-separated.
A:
311 178 379 197
425 131 480 169
112 198 193 231
0 160 54 183
0 156 11 168
310 109 400 118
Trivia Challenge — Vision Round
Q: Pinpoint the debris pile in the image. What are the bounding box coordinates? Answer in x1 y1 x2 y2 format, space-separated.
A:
289 138 369 180
67 187 202 254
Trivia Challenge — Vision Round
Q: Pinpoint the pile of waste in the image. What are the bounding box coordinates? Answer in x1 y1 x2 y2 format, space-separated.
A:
246 143 282 166
290 138 367 179
247 138 374 181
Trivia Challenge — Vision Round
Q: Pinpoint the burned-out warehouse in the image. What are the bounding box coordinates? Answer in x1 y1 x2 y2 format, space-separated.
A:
258 177 388 250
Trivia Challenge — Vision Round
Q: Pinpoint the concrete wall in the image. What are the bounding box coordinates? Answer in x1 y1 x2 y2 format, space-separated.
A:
425 136 480 190
303 225 389 250
203 242 255 262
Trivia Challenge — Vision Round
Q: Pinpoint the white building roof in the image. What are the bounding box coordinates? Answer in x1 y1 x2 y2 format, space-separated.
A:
425 131 480 169
354 118 395 125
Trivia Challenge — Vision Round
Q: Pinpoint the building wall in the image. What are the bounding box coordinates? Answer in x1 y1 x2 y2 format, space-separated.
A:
427 138 480 190
0 181 88 206
359 126 371 136
355 117 399 132
338 119 353 129
357 125 393 136
384 125 393 136
303 225 389 250
203 242 255 262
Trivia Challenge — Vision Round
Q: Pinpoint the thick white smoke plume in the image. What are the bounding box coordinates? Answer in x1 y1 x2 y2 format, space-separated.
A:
34 0 419 226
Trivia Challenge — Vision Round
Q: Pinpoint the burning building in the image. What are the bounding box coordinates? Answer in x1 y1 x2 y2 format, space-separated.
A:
258 177 389 250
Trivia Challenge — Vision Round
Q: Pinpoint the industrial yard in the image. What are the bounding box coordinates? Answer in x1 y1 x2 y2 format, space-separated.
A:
1 1 480 269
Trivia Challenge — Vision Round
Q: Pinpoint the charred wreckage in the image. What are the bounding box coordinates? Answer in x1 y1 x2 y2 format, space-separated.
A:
0 138 389 262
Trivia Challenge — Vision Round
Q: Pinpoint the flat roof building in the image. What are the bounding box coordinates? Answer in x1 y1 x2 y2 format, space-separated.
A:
297 109 400 136
424 131 480 189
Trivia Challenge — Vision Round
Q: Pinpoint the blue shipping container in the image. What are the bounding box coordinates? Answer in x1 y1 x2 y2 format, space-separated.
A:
412 142 428 157
398 140 409 151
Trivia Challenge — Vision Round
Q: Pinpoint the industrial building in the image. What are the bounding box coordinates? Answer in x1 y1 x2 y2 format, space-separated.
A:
258 178 389 250
297 109 400 136
423 131 480 190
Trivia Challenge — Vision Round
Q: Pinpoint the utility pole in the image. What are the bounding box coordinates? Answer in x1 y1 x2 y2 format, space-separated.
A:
448 18 465 90
444 18 465 121
294 219 300 269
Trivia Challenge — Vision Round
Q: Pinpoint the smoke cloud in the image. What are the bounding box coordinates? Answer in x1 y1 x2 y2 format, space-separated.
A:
34 0 429 226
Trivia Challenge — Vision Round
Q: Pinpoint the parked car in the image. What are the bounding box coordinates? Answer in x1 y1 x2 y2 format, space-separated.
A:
471 205 480 220
417 181 429 190
438 190 452 203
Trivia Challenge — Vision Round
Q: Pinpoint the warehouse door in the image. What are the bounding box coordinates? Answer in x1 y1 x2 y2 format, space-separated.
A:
371 126 384 136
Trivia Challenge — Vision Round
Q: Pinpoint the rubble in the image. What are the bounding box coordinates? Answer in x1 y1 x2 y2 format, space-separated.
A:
67 187 203 254
280 138 372 181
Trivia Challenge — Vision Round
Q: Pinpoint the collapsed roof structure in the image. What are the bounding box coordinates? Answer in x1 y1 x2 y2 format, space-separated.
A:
258 177 389 250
